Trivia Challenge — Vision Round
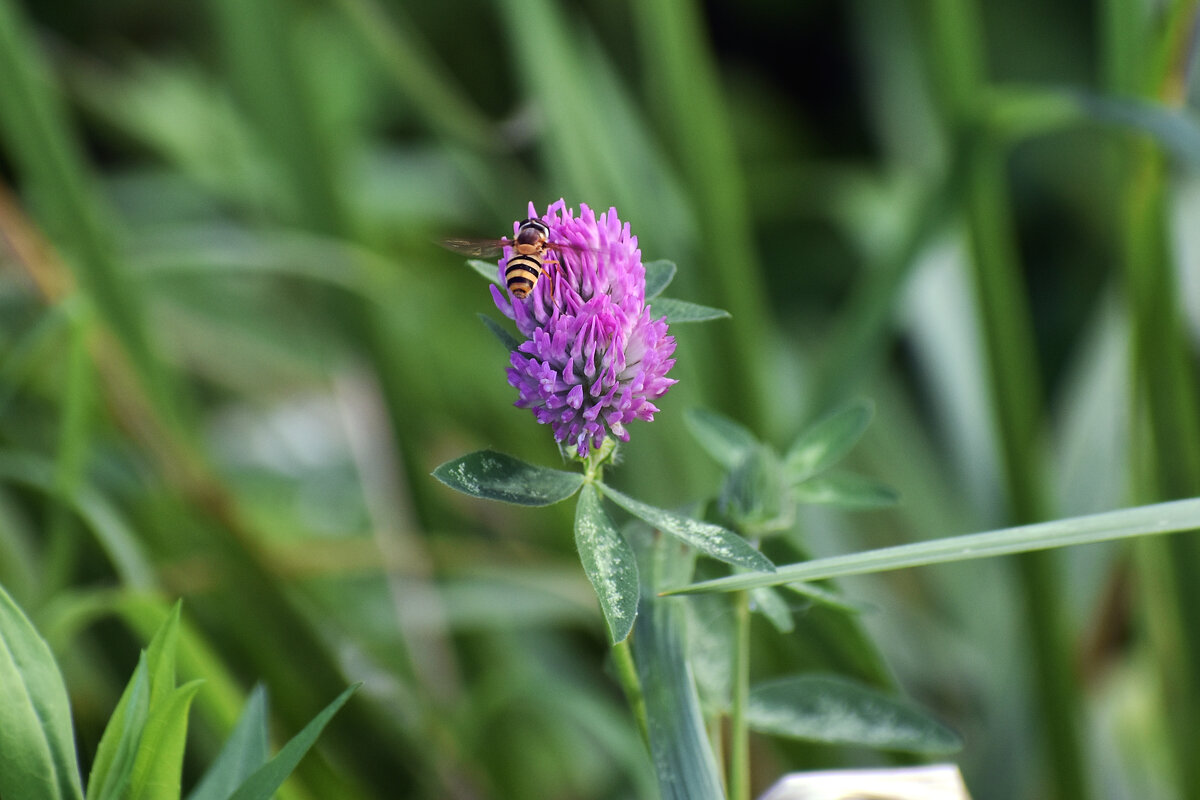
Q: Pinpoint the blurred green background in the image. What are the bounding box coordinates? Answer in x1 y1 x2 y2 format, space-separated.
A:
1 0 1199 798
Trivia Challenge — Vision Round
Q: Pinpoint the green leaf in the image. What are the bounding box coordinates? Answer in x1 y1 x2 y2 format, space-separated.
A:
432 450 584 506
477 314 520 352
143 601 182 708
0 583 84 800
666 496 1200 594
643 259 677 299
466 259 502 285
128 680 204 800
227 684 359 800
649 297 731 324
792 471 899 509
684 408 759 469
748 674 961 754
634 594 724 800
88 655 151 800
574 485 640 643
750 587 794 634
719 445 787 531
186 686 269 800
596 483 774 572
784 399 874 484
783 582 868 615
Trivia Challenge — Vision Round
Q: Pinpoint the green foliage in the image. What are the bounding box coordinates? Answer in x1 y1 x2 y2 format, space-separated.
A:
2 0 1200 796
0 587 352 800
0 583 83 800
574 485 639 643
432 450 584 506
747 674 961 754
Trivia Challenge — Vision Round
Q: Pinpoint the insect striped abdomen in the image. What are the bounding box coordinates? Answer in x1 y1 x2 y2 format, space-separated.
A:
505 255 543 298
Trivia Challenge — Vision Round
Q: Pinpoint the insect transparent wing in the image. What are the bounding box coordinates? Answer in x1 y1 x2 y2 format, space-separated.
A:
439 237 508 258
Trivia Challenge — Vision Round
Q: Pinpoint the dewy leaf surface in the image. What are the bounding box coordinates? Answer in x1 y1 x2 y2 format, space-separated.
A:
597 483 774 572
748 674 961 754
0 583 84 800
574 485 639 643
433 450 584 506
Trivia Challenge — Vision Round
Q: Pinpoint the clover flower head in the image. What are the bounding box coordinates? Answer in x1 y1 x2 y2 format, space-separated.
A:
491 200 677 457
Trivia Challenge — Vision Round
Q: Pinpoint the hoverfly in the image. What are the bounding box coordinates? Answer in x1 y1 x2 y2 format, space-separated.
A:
441 218 572 299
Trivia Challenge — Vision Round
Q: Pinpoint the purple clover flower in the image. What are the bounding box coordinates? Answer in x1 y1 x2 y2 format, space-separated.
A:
491 200 677 457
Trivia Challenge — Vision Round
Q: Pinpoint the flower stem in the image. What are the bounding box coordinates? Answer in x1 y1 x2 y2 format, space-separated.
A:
729 588 752 800
612 637 650 748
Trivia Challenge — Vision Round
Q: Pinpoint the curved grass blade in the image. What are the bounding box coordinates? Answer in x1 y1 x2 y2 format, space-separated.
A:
644 259 677 299
650 296 731 324
635 594 724 800
227 684 359 800
666 496 1200 594
684 407 759 470
0 583 84 800
478 314 520 352
0 451 155 589
185 686 269 800
575 485 639 643
433 450 583 506
748 674 961 754
791 471 899 509
597 482 774 572
784 399 874 484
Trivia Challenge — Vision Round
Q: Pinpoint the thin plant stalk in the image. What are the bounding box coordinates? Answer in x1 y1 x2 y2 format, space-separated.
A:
1103 1 1200 796
922 1 1088 797
613 637 650 748
728 589 752 800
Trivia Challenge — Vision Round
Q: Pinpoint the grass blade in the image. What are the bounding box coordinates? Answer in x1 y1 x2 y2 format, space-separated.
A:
634 593 724 800
227 684 360 800
666 496 1200 594
186 686 269 800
